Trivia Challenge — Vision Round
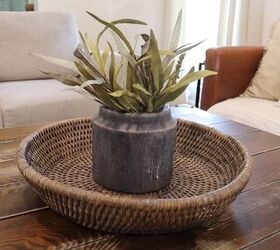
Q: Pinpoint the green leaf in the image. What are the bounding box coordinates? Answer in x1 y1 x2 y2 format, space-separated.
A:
101 46 110 66
61 86 96 99
136 50 174 66
116 96 133 111
111 18 147 25
30 53 77 73
81 79 102 88
79 32 91 58
174 40 205 56
97 18 147 48
74 46 111 88
123 96 143 112
74 61 93 80
187 66 195 76
126 63 134 91
169 10 182 51
161 70 217 96
163 40 205 71
84 36 103 69
154 88 185 111
86 11 139 56
149 29 163 93
110 30 136 67
107 42 116 90
107 97 127 111
147 97 154 112
159 50 176 56
92 85 124 111
109 90 144 105
154 70 217 111
163 60 175 82
136 54 150 65
94 18 147 70
42 71 82 86
114 63 123 89
109 90 128 98
132 83 152 96
108 90 140 99
175 43 191 51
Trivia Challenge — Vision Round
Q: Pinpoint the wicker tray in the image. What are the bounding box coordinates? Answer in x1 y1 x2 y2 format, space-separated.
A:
17 118 251 234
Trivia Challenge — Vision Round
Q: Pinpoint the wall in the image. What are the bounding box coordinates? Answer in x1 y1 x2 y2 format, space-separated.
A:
262 0 280 44
244 0 280 46
38 0 170 49
245 0 263 45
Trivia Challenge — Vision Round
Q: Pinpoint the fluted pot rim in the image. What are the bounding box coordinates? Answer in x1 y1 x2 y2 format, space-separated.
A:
97 104 172 123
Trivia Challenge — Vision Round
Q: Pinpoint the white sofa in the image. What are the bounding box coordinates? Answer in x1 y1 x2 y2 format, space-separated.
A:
0 11 99 128
208 97 280 136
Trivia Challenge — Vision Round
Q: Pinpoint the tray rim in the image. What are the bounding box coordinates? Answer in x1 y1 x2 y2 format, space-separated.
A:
17 117 252 209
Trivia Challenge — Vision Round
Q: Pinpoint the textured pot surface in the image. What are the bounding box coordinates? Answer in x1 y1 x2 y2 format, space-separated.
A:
92 105 177 193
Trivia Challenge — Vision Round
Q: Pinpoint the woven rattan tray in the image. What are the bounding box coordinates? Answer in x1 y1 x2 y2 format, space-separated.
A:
17 118 251 234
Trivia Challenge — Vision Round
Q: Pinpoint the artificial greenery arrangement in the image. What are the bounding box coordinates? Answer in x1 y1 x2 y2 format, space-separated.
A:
34 10 216 113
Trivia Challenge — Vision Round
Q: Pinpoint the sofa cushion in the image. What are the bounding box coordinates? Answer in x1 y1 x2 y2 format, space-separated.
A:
0 12 79 81
242 20 280 101
208 97 280 136
0 79 99 128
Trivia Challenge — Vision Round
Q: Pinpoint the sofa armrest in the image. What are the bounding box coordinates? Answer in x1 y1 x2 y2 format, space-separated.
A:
200 46 264 110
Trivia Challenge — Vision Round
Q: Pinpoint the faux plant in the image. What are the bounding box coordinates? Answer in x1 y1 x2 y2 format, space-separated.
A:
33 11 216 112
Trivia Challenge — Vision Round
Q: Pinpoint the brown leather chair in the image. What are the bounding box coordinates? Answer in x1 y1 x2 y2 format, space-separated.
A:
201 46 265 110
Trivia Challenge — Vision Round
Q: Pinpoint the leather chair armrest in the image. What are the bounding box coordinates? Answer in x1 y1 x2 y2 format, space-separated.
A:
201 46 264 110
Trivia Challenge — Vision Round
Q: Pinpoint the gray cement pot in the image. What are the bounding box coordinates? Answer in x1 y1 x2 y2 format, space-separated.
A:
92 105 177 193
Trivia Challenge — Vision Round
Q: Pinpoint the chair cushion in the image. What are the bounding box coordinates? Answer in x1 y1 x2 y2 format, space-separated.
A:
242 20 280 101
0 12 79 81
0 79 99 128
208 97 280 136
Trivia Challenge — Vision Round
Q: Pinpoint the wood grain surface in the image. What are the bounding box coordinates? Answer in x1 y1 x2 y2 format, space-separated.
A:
0 160 24 186
0 108 279 249
0 182 46 220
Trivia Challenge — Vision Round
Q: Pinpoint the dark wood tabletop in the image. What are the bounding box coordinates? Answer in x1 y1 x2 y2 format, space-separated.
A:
1 106 280 249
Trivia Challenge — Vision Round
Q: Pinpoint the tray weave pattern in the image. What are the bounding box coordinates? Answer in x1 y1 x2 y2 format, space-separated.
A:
17 118 251 234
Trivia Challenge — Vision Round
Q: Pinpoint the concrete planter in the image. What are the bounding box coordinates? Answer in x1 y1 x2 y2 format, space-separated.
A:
92 105 177 193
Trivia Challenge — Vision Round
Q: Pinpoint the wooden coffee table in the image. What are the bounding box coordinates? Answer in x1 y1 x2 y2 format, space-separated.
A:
1 106 280 249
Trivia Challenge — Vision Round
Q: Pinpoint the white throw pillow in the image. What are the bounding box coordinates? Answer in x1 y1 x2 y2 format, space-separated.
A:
242 20 280 101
